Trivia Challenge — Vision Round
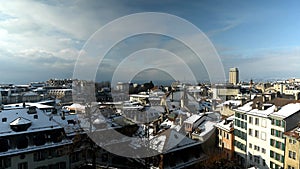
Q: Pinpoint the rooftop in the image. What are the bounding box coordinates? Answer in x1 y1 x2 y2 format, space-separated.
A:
284 126 300 140
272 103 300 119
184 114 202 124
248 105 275 117
0 108 61 137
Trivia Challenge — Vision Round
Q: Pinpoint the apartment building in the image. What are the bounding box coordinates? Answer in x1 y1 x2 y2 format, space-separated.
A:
215 116 234 160
233 102 251 167
269 103 300 169
246 103 274 168
0 106 73 169
284 125 300 169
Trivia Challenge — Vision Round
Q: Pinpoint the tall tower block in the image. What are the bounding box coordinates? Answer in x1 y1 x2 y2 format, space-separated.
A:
229 67 239 85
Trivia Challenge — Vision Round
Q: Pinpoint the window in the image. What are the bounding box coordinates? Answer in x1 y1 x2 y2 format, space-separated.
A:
271 129 275 135
275 130 282 137
271 119 275 125
261 132 266 140
18 162 28 169
249 129 253 136
276 120 281 126
289 138 292 144
288 165 295 169
275 153 280 161
282 121 285 127
275 141 280 149
281 143 285 151
0 158 11 168
270 139 275 146
262 148 266 154
289 151 296 160
226 133 229 139
241 122 244 128
255 118 259 125
270 150 274 158
249 143 252 148
254 156 260 164
249 117 253 123
255 130 259 138
261 119 267 127
254 145 260 151
281 155 284 163
2 118 7 122
34 151 46 161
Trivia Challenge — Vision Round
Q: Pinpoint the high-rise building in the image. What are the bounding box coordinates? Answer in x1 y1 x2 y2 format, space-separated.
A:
229 67 239 85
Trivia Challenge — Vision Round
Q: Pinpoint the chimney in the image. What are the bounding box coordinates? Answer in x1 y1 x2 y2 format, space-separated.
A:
255 101 260 109
262 96 266 103
275 106 281 112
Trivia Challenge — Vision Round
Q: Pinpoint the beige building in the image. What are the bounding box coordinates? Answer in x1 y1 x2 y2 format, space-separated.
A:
48 89 72 103
284 125 300 169
229 67 239 85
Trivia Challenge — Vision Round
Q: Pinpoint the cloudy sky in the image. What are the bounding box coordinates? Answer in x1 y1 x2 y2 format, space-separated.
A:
0 0 300 84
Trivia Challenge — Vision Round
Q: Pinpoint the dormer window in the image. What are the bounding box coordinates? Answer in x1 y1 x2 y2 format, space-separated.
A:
10 117 32 132
2 117 7 122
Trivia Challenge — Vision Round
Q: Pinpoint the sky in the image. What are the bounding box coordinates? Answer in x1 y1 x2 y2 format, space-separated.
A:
0 0 300 84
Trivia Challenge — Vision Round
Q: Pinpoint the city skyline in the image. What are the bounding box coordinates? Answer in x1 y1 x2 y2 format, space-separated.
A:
0 0 300 84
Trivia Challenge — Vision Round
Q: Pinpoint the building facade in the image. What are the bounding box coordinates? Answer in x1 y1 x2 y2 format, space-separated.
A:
215 116 235 160
229 67 239 85
233 102 250 167
284 125 300 169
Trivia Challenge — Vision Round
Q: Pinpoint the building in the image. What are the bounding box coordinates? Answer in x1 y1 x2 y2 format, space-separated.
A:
0 106 73 169
215 116 235 160
269 103 300 169
284 125 300 169
22 91 40 103
211 84 240 101
233 102 251 167
48 89 72 103
229 67 239 85
246 103 274 168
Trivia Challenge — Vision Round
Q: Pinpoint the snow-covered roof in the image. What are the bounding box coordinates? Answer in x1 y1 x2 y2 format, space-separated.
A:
52 112 83 136
4 102 54 110
150 129 197 153
248 105 275 117
236 102 253 112
271 103 300 119
215 116 234 132
184 114 202 124
217 100 242 108
0 108 61 137
23 91 38 96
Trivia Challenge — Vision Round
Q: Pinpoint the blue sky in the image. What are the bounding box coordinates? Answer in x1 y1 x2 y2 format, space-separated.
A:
0 0 300 84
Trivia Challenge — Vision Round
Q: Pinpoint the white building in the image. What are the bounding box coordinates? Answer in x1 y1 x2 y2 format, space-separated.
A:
246 104 275 168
